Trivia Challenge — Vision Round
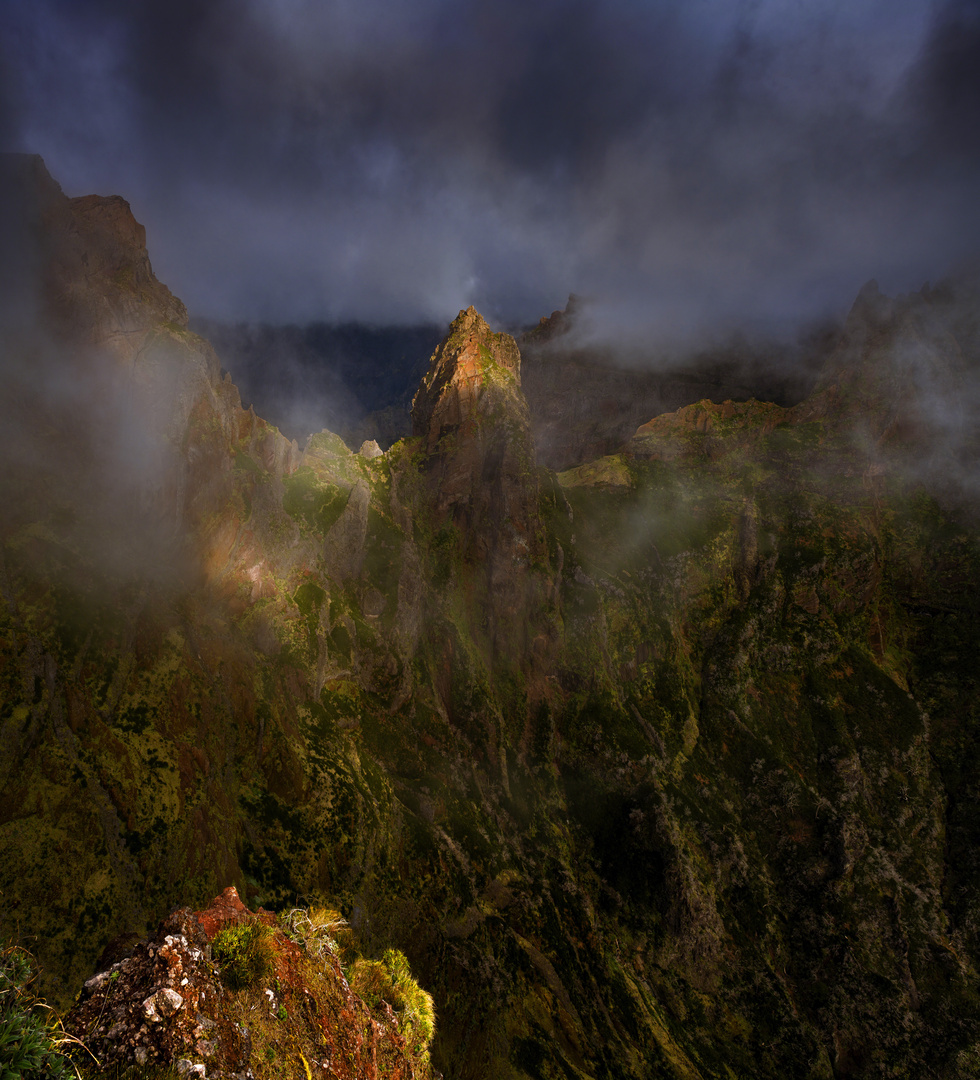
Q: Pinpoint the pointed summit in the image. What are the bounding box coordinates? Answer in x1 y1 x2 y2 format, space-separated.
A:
411 306 522 453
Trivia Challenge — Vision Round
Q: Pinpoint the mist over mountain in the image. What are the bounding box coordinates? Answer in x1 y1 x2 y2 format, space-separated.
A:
5 3 980 1076
4 152 980 1080
191 303 838 462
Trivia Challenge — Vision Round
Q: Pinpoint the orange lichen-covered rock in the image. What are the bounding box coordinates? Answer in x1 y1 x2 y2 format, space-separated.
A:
65 895 251 1079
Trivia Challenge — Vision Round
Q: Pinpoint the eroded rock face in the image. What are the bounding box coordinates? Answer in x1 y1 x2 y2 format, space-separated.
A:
56 192 189 360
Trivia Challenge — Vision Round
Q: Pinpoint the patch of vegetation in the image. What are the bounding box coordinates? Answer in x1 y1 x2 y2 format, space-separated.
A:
427 524 459 591
233 450 264 476
363 508 404 605
211 920 275 991
217 907 435 1080
305 431 350 458
293 580 326 660
282 468 350 534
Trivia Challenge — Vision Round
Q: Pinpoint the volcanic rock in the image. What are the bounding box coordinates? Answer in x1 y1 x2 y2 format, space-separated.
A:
65 892 251 1078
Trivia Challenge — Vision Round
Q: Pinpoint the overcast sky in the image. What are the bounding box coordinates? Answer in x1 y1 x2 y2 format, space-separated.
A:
2 0 979 341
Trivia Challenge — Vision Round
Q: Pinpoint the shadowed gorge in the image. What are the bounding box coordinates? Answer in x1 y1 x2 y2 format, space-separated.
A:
3 156 980 1079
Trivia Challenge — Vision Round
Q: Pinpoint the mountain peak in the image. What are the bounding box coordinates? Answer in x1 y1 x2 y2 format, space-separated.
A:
411 306 521 452
451 304 485 331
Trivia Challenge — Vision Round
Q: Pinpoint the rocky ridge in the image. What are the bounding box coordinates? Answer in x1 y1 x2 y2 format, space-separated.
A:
411 305 557 669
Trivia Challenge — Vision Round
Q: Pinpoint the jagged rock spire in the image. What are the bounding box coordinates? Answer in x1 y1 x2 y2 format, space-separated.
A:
410 306 557 667
411 305 522 452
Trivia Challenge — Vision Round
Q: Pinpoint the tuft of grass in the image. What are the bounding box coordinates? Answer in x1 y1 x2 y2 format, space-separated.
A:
349 948 436 1063
279 906 350 962
211 920 274 991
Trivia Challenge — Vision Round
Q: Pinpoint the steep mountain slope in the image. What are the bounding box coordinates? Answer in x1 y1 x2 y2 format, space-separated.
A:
2 156 980 1079
190 299 833 466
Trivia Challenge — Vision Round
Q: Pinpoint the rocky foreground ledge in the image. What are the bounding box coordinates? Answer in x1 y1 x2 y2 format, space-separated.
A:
64 887 434 1080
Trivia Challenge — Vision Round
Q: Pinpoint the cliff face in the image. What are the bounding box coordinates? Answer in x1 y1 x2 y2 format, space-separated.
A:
2 159 980 1080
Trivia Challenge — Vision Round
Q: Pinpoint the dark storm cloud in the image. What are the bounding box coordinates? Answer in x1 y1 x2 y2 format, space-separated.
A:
2 0 979 340
913 0 980 163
